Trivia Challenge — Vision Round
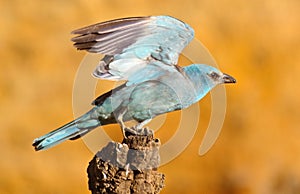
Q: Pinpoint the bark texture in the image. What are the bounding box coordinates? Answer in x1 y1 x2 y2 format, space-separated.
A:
87 128 165 194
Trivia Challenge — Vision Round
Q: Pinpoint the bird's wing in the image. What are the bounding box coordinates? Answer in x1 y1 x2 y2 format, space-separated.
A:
71 15 194 84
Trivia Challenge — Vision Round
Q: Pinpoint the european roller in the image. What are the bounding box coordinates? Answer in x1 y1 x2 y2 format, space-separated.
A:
33 15 236 151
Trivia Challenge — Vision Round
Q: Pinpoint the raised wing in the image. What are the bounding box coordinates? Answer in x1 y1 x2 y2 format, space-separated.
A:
71 15 194 84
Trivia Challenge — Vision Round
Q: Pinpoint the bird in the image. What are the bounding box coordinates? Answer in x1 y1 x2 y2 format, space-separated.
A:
32 15 236 151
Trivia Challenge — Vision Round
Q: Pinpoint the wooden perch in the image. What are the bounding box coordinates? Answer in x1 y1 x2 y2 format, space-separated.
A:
87 127 165 194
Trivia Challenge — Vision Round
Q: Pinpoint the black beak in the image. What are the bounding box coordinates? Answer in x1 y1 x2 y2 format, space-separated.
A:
222 73 236 84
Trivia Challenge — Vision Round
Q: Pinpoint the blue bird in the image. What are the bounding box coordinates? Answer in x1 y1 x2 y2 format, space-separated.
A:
32 15 236 151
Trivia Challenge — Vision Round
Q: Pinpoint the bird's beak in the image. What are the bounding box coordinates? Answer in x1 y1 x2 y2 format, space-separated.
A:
222 73 236 84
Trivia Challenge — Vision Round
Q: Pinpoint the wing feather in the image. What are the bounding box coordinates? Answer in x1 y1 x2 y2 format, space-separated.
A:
72 16 151 34
71 15 194 84
74 29 148 53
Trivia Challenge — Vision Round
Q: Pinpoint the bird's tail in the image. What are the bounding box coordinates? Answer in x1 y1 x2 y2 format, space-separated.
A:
32 110 101 151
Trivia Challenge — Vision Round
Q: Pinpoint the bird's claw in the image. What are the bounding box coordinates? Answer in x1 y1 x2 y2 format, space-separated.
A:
123 126 153 138
122 127 137 138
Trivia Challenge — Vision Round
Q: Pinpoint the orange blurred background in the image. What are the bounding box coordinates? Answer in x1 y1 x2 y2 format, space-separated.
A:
1 0 300 193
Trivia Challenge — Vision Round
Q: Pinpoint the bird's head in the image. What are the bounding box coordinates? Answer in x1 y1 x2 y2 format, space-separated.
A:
202 65 236 85
185 64 236 85
183 64 236 100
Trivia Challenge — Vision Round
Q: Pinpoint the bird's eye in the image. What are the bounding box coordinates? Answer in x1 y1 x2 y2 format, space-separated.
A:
210 72 219 79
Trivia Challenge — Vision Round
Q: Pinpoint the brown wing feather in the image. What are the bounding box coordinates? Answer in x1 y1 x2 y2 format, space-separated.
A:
71 16 150 34
71 16 152 55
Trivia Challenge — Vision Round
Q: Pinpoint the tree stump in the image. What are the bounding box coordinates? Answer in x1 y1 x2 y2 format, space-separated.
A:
87 128 165 194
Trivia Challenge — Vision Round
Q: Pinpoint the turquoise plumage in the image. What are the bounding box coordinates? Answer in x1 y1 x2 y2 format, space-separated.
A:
33 15 236 151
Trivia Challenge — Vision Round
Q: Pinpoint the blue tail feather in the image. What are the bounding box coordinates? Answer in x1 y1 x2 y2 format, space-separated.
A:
33 112 100 151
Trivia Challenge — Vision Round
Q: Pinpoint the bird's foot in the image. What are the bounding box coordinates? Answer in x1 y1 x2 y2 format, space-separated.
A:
136 126 153 136
122 127 137 138
123 126 153 138
135 119 151 130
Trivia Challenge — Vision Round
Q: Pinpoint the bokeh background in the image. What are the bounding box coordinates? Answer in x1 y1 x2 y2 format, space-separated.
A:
1 0 299 193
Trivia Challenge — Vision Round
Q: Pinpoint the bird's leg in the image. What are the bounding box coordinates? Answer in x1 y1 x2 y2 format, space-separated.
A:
116 108 128 138
135 119 152 130
135 118 152 135
116 108 138 137
134 110 153 135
